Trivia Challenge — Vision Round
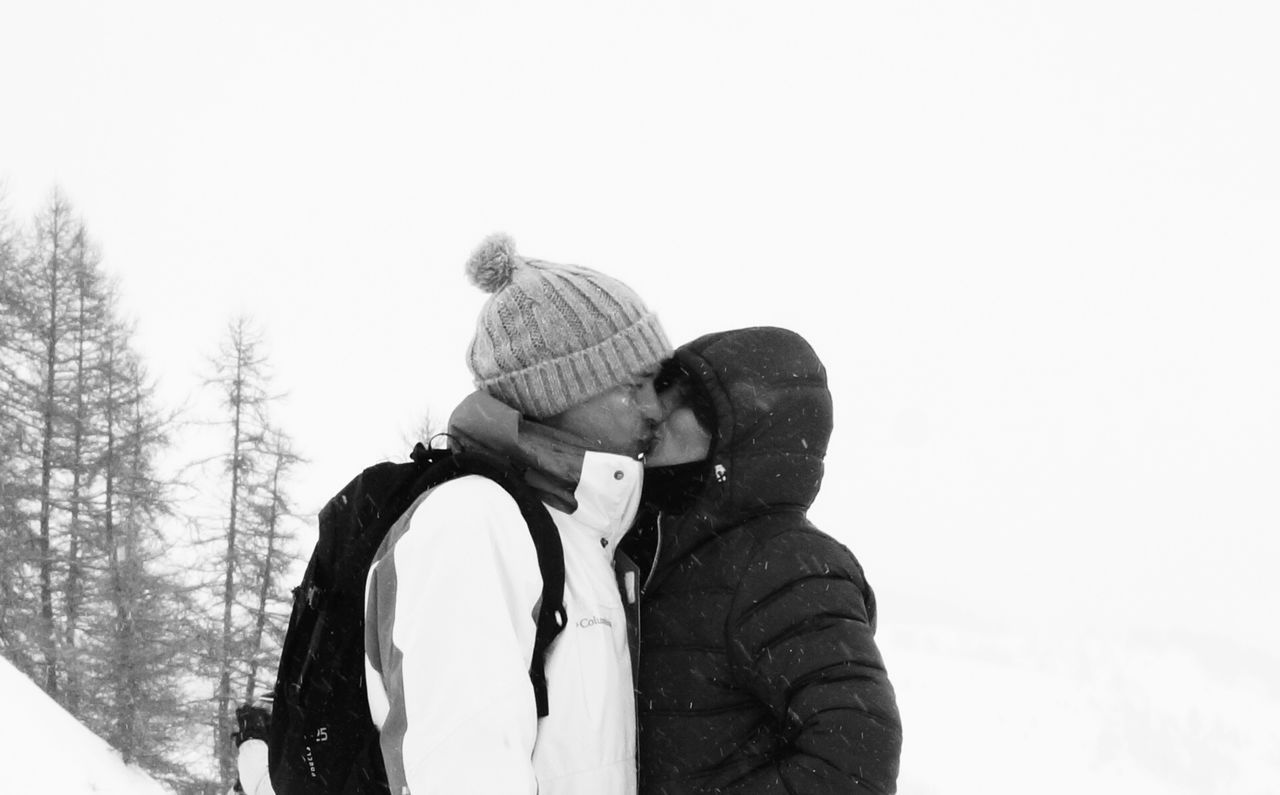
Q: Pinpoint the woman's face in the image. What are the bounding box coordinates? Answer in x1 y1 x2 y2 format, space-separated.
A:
645 378 713 468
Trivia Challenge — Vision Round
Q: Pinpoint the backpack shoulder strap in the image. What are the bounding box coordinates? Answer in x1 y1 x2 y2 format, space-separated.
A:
442 451 566 718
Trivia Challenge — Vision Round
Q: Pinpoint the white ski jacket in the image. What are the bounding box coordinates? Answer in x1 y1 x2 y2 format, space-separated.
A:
364 452 642 795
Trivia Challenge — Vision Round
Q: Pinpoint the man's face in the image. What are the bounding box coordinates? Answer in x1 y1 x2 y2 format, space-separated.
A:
542 373 663 459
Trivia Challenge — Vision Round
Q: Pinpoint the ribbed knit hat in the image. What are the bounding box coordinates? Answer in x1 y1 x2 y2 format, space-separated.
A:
465 233 673 419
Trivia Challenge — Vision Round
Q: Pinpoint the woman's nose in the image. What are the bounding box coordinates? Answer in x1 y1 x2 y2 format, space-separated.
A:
636 381 663 421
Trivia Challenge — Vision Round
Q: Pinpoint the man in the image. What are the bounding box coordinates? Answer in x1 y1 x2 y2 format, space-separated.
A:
362 233 672 794
452 326 903 794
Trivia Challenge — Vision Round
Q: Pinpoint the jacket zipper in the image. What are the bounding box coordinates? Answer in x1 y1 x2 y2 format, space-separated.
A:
641 512 664 596
632 511 666 771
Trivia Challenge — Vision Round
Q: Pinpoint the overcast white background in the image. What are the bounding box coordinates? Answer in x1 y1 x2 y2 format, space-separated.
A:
2 1 1278 792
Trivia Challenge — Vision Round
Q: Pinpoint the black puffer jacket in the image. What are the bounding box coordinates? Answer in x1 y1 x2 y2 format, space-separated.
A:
622 327 902 795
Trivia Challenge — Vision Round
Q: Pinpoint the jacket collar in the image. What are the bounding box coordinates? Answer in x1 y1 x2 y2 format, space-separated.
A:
559 451 644 549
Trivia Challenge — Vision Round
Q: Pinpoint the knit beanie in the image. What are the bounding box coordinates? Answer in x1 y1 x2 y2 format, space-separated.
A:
465 233 673 419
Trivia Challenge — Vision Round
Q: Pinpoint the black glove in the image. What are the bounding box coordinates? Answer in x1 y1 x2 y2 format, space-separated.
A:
231 702 271 747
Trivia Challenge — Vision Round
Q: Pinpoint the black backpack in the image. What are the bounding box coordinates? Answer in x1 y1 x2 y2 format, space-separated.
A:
267 442 566 795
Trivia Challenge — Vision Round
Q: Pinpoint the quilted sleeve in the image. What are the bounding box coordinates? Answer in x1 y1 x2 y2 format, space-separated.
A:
723 528 902 795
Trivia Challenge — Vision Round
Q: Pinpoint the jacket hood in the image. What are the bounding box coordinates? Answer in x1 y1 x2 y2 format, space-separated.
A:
639 326 833 583
679 325 832 512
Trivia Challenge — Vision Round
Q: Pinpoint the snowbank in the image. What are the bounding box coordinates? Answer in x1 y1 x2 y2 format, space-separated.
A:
0 656 173 794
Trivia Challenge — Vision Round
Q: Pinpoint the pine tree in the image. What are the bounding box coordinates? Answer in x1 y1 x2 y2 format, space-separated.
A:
0 189 201 787
243 428 301 702
2 192 118 706
59 225 112 713
0 189 38 673
21 191 82 697
196 316 303 784
90 329 201 778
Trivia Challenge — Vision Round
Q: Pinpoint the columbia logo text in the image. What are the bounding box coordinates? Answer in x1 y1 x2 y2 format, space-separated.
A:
578 616 613 628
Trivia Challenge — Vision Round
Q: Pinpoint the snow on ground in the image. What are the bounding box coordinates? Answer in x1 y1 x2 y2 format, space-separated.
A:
6 615 1274 795
0 656 173 794
881 609 1280 795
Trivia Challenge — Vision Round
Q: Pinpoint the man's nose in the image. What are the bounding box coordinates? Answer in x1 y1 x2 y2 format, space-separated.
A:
636 381 663 421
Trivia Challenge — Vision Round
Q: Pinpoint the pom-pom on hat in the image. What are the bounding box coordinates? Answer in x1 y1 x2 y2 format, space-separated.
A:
465 233 673 419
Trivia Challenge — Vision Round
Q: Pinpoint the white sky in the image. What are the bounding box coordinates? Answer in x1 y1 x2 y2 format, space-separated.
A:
3 2 1278 789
